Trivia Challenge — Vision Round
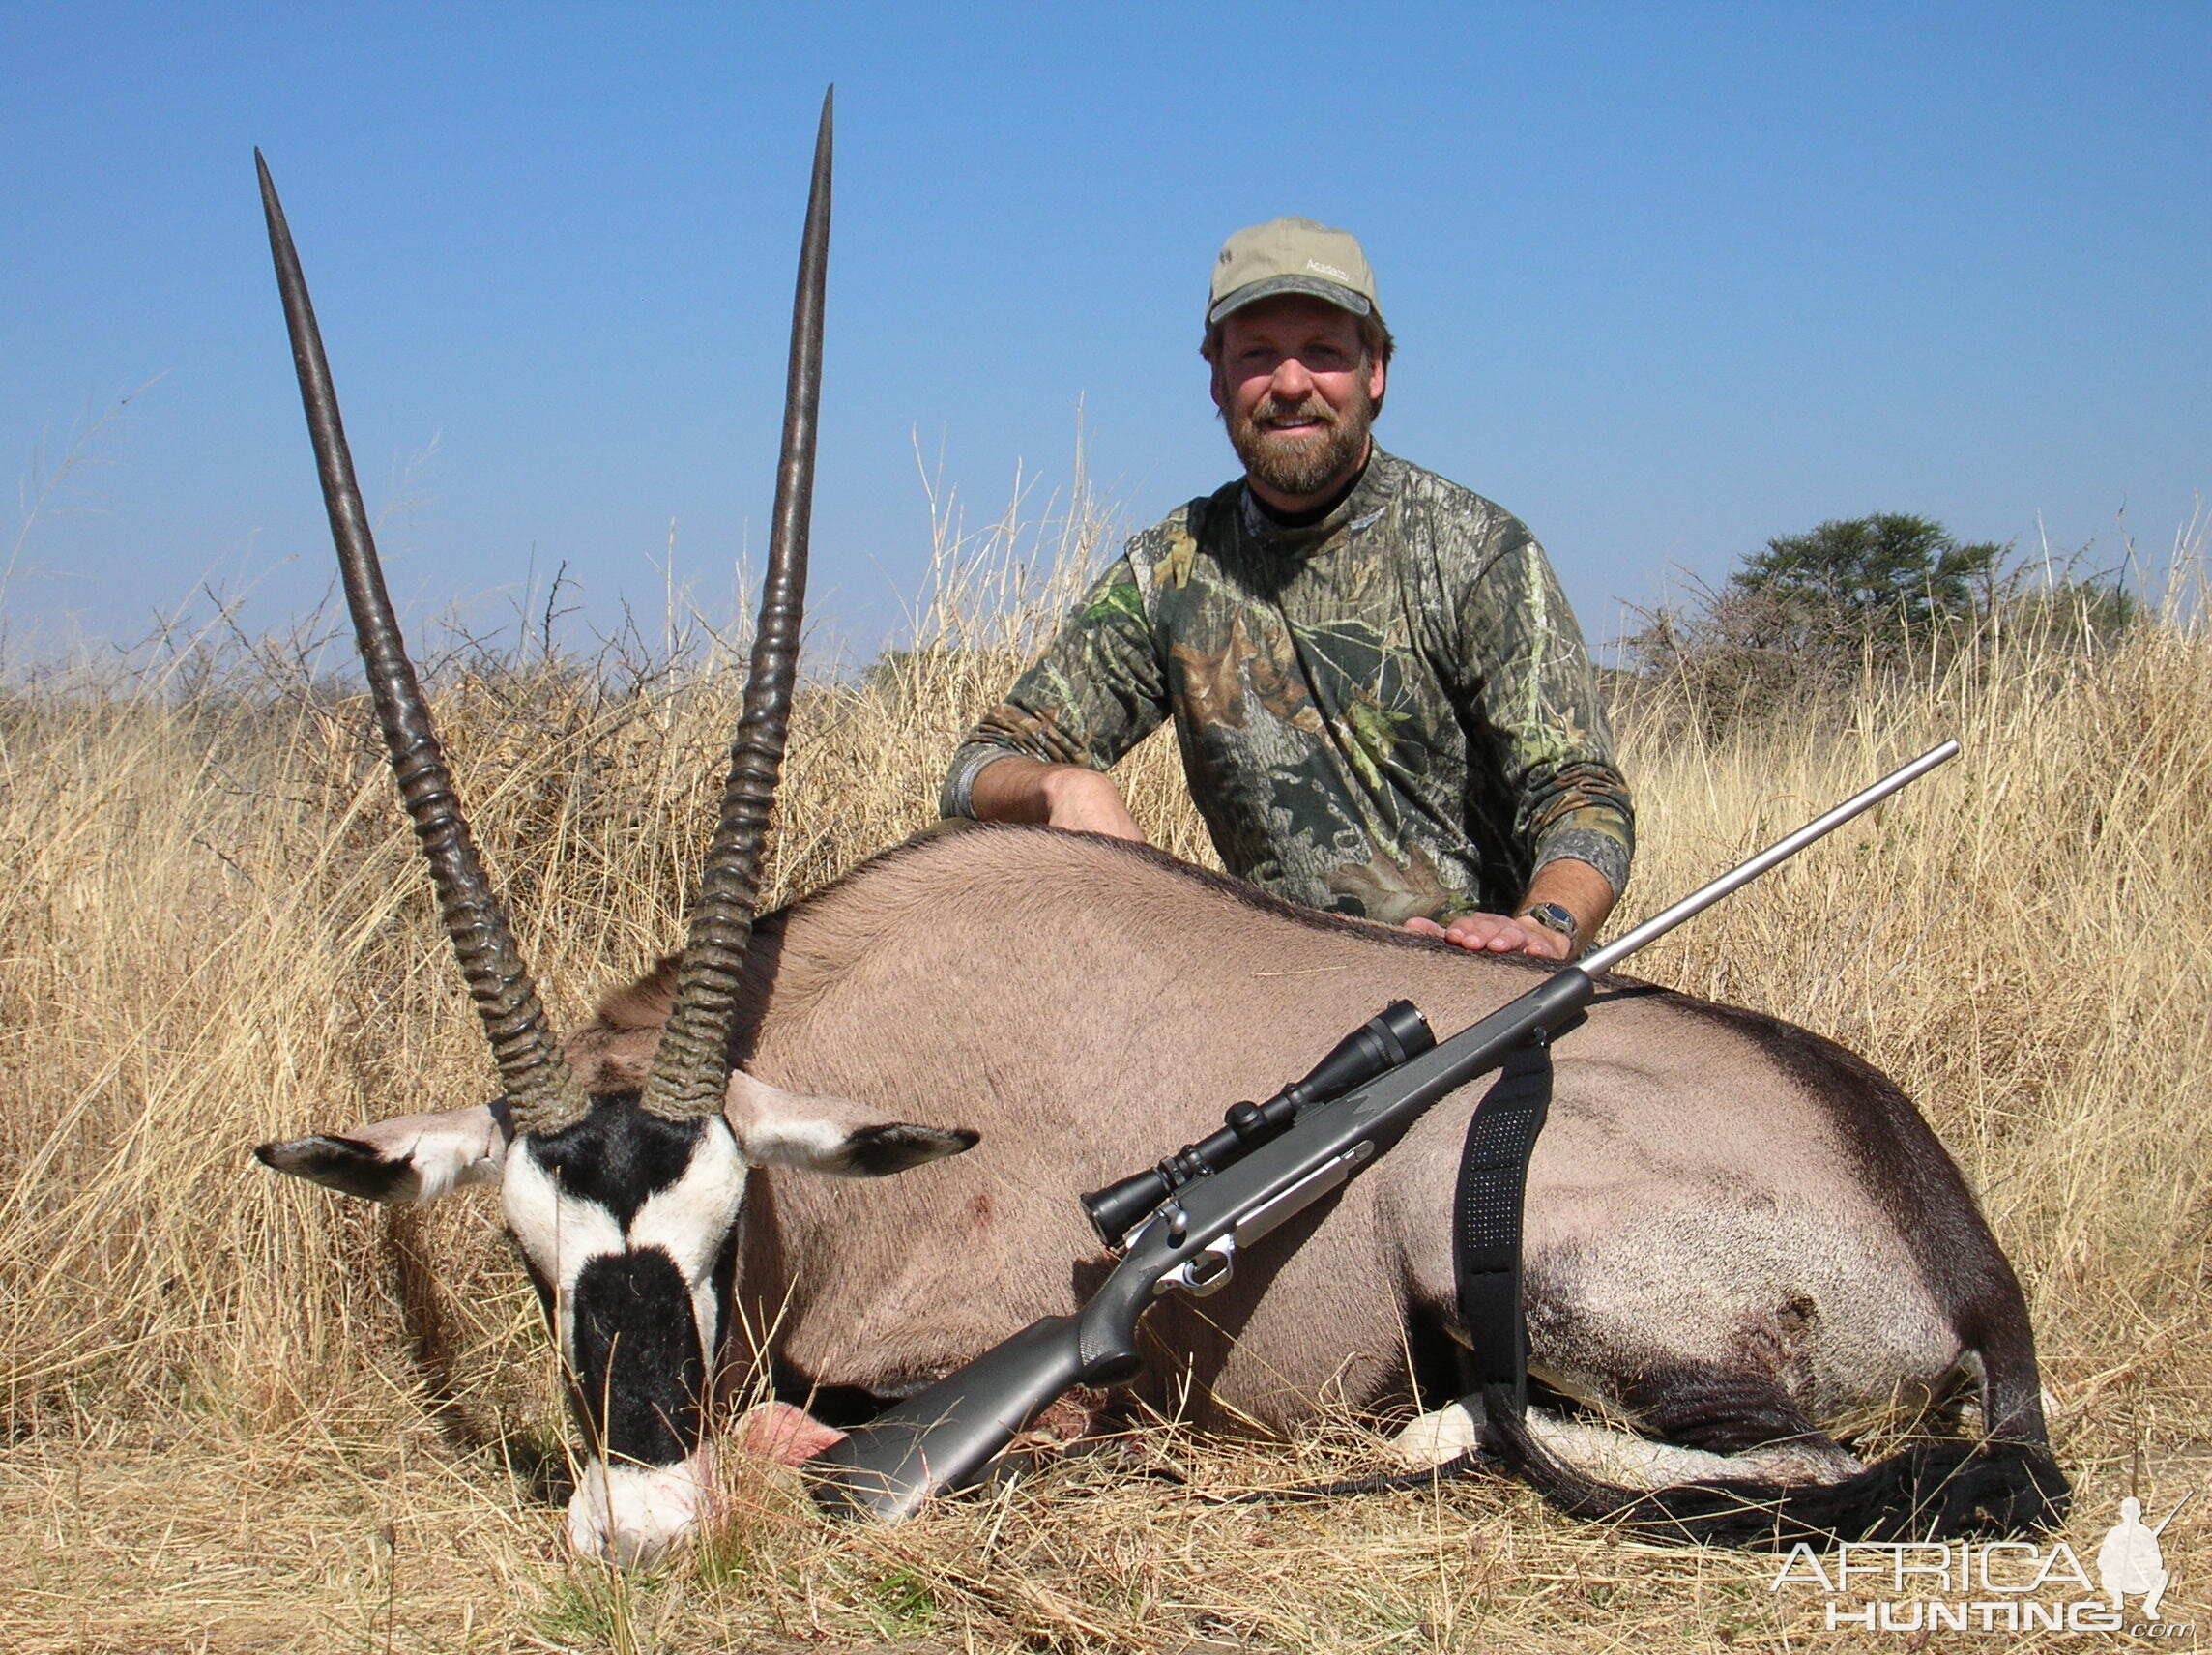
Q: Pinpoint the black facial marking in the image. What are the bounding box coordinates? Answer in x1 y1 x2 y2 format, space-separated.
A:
569 1245 706 1465
524 1093 712 1228
254 1135 411 1202
837 1122 980 1176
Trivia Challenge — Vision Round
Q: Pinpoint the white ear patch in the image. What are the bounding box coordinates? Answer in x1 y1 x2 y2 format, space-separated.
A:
393 1107 510 1199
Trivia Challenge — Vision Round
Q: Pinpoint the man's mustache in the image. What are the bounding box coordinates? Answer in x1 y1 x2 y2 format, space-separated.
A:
1249 397 1338 432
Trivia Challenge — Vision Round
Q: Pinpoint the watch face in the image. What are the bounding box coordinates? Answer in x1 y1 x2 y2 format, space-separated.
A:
1525 903 1577 938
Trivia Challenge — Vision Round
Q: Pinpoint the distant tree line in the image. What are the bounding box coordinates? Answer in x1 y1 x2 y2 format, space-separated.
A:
1621 512 2139 731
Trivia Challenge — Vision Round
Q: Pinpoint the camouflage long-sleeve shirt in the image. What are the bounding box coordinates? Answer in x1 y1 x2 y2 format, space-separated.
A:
941 449 1633 924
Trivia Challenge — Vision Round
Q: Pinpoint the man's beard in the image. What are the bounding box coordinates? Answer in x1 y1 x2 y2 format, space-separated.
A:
1225 382 1375 501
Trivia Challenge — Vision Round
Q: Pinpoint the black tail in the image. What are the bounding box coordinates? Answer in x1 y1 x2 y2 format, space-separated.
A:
1480 1386 2070 1548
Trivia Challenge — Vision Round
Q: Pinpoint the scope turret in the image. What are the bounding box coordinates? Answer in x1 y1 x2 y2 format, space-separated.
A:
1080 1000 1431 1246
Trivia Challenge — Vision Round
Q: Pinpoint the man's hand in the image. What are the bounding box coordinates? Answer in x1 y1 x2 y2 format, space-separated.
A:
970 756 1148 844
1405 859 1615 961
1405 912 1573 961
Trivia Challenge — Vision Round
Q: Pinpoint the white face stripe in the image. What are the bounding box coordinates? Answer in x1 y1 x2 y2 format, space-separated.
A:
691 1278 722 1357
628 1125 746 1357
500 1120 745 1289
502 1147 626 1362
502 1147 626 1294
627 1123 746 1283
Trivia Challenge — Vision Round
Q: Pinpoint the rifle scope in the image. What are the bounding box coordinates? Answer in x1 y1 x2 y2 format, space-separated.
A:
1081 999 1433 1246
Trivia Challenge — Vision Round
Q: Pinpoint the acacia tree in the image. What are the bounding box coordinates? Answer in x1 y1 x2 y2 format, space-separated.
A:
1727 513 2005 651
1627 513 2138 735
1623 513 2014 733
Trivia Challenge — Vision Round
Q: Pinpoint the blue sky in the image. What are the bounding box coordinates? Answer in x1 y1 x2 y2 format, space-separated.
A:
5 2 2206 668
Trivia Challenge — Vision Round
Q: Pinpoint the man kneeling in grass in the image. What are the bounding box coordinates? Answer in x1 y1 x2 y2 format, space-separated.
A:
943 218 1633 957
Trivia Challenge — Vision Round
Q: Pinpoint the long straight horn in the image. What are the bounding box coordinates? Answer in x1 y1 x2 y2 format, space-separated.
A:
257 151 590 1137
642 91 832 1121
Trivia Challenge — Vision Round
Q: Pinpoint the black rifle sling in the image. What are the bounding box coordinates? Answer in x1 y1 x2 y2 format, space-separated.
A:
1451 1031 1554 1418
1217 1031 1556 1504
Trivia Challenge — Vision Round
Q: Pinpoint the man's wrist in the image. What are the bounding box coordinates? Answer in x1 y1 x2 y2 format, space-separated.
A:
1517 856 1618 949
1516 901 1581 945
967 753 1061 825
942 744 1017 820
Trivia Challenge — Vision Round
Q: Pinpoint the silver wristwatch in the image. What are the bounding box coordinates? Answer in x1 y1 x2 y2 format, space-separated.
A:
1518 901 1580 944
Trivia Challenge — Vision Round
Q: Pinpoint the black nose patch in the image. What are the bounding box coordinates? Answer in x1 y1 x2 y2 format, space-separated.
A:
569 1245 707 1465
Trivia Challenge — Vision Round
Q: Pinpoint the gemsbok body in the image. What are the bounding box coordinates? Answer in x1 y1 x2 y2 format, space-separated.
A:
253 101 2067 1565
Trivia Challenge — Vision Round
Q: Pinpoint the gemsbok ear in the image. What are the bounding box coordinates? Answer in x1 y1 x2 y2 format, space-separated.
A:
254 1101 511 1204
721 1069 977 1176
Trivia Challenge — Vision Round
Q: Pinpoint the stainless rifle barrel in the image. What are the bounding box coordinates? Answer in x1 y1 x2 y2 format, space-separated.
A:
1578 740 1960 978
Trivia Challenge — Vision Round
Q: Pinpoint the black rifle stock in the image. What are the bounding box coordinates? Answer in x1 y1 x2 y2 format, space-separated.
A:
809 741 1960 1523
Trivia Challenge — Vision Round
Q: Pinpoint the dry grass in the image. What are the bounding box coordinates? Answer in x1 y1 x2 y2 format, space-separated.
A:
1 501 2206 1651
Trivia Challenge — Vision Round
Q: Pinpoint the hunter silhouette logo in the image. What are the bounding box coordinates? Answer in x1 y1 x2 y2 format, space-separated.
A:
2099 1493 2188 1620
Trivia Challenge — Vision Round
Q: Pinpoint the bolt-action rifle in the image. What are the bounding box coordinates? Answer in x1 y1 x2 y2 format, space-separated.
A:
810 742 1961 1523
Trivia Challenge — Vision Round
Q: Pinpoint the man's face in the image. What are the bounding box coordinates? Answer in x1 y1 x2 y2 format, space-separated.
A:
1210 295 1386 509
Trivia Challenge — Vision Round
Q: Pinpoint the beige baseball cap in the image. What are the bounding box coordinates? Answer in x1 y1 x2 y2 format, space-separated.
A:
1208 217 1380 327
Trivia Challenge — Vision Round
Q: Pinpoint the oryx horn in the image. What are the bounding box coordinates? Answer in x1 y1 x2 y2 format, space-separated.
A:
257 150 592 1137
641 88 832 1121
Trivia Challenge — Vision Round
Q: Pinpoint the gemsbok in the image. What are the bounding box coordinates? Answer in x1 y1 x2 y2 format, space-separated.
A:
253 98 2068 1565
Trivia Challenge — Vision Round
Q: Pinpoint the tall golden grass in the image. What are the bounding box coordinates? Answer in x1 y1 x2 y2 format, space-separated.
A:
0 500 2204 1651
